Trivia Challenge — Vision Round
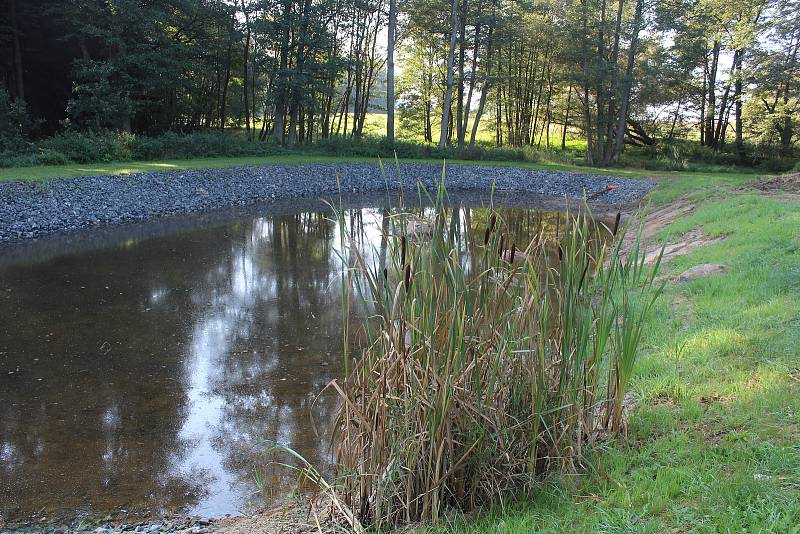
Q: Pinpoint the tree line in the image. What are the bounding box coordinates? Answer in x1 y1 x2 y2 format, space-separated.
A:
1 0 798 163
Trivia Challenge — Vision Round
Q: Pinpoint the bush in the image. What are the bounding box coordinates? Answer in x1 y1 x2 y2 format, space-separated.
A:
0 151 40 168
0 124 790 172
41 130 134 163
757 157 795 173
130 131 293 160
0 88 36 152
36 148 69 166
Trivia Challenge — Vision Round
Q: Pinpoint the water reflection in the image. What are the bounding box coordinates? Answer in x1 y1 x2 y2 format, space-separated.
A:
0 195 591 523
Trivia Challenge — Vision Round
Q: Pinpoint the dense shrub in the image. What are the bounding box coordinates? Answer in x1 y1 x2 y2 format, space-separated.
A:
0 89 36 152
41 130 134 163
130 131 289 160
0 126 795 172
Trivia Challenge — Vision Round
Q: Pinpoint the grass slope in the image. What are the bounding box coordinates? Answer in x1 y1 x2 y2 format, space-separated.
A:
0 152 759 184
420 177 800 532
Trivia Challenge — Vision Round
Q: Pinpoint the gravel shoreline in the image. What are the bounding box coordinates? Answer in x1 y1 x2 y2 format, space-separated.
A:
0 162 656 242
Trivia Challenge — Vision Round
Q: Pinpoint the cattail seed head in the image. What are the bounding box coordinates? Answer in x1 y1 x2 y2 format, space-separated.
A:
483 213 497 246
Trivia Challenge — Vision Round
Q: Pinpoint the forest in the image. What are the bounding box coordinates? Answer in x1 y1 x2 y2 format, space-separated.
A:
1 0 799 170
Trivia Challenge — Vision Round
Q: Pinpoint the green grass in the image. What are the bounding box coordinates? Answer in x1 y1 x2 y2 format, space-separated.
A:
0 150 762 184
0 154 382 182
417 178 800 533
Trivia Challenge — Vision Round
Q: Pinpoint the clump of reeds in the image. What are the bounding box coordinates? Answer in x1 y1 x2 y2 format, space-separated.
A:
328 181 663 529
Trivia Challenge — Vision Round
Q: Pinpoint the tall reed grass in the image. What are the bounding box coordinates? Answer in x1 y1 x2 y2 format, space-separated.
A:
327 180 663 529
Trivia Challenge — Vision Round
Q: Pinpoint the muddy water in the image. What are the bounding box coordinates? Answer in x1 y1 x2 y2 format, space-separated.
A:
0 193 585 523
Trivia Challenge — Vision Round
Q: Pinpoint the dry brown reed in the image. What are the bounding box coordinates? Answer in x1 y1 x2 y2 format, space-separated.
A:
326 183 663 529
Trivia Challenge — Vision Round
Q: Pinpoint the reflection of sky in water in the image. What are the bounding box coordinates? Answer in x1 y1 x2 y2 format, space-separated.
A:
177 225 272 515
0 200 569 523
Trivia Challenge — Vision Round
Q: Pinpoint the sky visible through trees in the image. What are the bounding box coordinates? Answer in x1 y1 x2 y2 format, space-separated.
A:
0 0 798 163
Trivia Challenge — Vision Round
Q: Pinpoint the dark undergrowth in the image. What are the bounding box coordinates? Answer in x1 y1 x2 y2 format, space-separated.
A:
2 129 796 175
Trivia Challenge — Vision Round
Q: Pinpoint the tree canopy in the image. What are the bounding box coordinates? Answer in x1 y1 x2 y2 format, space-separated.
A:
1 0 798 163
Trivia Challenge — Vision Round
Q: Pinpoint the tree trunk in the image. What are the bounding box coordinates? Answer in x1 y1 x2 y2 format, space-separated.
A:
604 0 625 160
668 98 682 140
460 9 482 147
562 84 572 149
272 0 292 144
439 0 459 149
386 0 396 142
712 50 738 149
704 40 720 147
241 0 252 140
10 0 25 102
612 0 643 162
470 25 494 146
219 14 235 130
581 0 594 164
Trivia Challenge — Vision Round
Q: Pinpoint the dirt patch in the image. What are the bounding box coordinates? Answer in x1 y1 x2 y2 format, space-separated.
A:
746 172 800 194
612 197 728 264
643 228 728 265
678 263 728 282
214 498 341 534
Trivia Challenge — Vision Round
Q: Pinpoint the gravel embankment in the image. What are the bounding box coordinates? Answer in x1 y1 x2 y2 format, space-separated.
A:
0 163 656 242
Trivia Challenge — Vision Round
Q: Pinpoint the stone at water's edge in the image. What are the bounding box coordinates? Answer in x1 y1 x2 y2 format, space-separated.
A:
678 263 728 281
0 162 657 243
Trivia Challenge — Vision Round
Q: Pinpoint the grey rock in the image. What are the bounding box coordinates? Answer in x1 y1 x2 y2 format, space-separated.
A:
0 162 656 243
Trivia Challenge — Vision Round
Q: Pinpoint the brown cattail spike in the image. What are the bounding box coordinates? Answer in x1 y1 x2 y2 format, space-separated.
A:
510 243 517 264
577 260 590 292
401 236 407 267
483 213 497 246
404 264 412 293
612 212 621 236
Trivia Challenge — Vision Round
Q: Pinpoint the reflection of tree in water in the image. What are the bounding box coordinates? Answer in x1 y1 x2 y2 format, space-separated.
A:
0 232 235 518
169 210 366 515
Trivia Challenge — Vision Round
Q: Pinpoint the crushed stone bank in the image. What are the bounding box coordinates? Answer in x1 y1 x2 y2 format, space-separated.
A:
0 162 656 243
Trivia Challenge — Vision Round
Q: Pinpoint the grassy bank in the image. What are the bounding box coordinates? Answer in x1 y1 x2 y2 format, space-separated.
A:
4 125 787 183
418 175 800 532
0 152 762 184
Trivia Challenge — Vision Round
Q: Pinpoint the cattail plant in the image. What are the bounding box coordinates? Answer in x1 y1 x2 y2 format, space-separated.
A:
325 178 663 529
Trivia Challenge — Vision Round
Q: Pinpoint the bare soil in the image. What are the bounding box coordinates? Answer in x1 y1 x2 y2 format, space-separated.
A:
746 172 800 194
615 198 728 265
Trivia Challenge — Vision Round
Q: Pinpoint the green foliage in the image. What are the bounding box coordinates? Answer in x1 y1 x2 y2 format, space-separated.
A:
0 89 36 152
128 131 288 160
66 61 134 131
40 131 134 163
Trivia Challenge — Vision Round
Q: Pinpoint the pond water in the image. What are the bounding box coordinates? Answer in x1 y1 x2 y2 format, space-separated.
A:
0 192 602 524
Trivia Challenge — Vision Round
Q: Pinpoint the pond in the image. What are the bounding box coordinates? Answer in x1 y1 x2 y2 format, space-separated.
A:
0 191 607 524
